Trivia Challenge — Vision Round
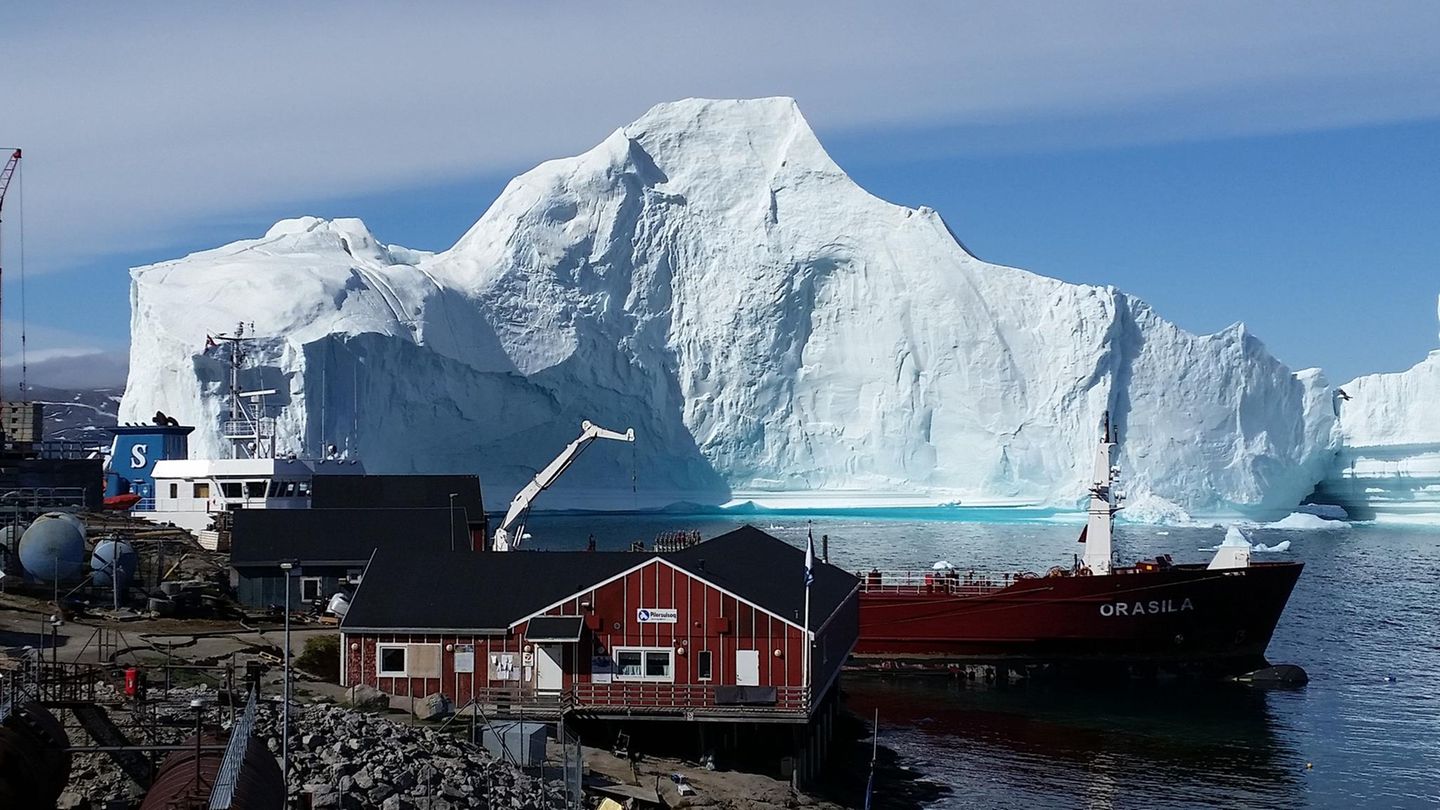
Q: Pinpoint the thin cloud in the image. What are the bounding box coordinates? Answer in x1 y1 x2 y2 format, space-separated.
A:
3 2 1439 278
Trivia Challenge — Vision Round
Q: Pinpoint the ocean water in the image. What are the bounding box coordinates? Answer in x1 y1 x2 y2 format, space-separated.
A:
520 511 1440 808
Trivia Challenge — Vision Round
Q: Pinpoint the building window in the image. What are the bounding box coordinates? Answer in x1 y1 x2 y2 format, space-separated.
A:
613 647 674 683
220 482 242 498
168 483 178 499
697 650 712 681
377 644 407 677
193 482 210 499
246 480 266 497
300 576 323 602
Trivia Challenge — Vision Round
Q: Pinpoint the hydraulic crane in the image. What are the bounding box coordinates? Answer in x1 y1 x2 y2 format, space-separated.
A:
492 420 636 551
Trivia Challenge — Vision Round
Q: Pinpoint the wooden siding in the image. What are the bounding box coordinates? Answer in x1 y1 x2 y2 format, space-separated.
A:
343 558 858 721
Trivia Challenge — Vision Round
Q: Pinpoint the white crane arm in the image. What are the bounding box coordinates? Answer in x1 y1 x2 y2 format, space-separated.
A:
492 420 636 551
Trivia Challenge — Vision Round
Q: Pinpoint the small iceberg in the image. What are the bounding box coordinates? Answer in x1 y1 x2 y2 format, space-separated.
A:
1264 512 1349 531
932 560 956 571
1202 526 1290 553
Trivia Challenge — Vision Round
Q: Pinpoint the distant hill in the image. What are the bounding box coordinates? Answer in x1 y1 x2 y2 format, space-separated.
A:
3 383 121 447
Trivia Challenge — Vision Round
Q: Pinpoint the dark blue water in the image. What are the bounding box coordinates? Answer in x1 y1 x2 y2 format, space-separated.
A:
520 511 1440 808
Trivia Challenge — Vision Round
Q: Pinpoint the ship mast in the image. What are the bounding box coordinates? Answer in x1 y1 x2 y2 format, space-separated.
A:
1082 411 1121 575
209 323 277 459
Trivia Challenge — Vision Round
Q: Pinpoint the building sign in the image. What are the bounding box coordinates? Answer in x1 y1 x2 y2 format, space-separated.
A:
636 608 678 624
454 644 475 674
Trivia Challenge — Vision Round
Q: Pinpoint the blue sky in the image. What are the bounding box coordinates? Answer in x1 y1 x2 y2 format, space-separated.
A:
2 3 1438 387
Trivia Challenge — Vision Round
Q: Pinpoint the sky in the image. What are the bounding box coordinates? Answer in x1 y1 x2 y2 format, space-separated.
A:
2 2 1438 388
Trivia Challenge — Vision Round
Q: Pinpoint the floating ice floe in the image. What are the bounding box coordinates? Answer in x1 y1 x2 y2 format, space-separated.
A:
1263 512 1350 531
1202 526 1291 553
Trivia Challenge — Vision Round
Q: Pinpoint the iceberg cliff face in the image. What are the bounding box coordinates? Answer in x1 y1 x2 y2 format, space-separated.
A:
1314 298 1440 522
121 98 1334 517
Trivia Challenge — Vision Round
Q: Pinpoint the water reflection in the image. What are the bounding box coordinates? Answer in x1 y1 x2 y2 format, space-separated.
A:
845 676 1304 809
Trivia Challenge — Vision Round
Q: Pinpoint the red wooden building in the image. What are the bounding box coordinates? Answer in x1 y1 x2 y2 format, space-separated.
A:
340 527 858 728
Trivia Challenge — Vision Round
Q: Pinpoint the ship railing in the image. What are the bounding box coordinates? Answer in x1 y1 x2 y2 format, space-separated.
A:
858 570 1011 597
220 418 276 439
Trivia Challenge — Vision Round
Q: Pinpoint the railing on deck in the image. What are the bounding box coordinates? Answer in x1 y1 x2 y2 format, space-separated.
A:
858 570 1012 597
462 682 811 717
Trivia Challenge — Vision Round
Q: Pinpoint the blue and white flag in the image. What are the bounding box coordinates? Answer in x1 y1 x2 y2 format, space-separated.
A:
804 523 815 587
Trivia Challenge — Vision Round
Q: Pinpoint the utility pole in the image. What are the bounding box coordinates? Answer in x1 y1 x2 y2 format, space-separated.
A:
279 558 299 788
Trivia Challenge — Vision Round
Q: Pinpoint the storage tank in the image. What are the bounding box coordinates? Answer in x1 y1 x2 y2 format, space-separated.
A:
0 700 72 808
139 733 284 810
0 523 25 553
91 538 139 591
18 512 87 583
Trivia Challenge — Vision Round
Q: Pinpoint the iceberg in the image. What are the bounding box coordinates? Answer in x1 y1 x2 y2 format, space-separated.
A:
1313 295 1440 523
120 98 1338 516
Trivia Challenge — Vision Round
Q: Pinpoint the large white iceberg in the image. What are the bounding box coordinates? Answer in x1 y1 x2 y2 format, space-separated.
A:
120 97 1338 517
1314 296 1440 522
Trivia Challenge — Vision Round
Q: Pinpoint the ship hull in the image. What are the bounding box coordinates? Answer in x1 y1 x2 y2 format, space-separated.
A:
854 562 1302 677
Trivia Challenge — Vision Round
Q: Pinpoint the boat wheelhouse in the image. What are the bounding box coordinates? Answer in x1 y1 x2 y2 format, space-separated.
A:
144 456 366 533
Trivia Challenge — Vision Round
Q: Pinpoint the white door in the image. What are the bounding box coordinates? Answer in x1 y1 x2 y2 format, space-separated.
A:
536 644 564 693
736 649 760 686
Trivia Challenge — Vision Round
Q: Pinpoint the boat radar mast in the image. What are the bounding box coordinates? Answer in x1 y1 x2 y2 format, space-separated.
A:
1082 411 1122 575
207 323 277 459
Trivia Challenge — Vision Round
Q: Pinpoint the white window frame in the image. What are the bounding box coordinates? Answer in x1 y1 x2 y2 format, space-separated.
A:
300 576 324 602
696 649 713 681
612 646 675 683
377 643 408 677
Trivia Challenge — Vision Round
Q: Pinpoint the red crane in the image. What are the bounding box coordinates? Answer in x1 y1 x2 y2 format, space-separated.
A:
0 148 20 402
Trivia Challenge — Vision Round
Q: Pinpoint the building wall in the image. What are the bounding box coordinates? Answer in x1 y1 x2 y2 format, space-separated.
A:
342 558 858 711
235 566 357 609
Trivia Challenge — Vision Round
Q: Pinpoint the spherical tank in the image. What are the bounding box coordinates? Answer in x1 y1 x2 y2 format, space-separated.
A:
0 523 25 553
91 538 139 590
18 512 87 583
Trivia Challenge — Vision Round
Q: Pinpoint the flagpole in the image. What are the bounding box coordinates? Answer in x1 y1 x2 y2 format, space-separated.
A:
803 521 814 708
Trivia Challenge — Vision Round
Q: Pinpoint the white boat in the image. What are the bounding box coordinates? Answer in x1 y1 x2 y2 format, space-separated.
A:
109 324 365 533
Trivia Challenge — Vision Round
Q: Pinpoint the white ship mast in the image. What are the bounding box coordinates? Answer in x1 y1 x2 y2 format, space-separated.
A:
209 323 277 459
1083 411 1121 575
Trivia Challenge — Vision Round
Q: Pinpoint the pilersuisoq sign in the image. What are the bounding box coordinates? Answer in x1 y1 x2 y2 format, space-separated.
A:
636 608 678 624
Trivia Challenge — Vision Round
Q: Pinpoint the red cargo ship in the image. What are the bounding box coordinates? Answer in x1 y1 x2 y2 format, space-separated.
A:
853 415 1303 678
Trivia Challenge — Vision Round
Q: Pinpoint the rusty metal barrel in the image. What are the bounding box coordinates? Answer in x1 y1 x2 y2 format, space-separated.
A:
139 732 284 810
0 700 72 808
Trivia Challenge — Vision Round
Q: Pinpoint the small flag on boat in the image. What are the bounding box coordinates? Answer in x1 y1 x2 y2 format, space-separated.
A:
804 523 815 587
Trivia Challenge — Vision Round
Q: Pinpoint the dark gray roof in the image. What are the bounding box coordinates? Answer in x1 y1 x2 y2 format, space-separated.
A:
341 526 858 633
230 508 472 567
342 550 639 632
525 616 585 642
666 526 859 627
309 475 485 525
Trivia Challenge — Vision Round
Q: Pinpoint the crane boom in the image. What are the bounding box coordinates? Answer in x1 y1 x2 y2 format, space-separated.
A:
0 149 20 409
0 149 20 215
492 420 636 551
